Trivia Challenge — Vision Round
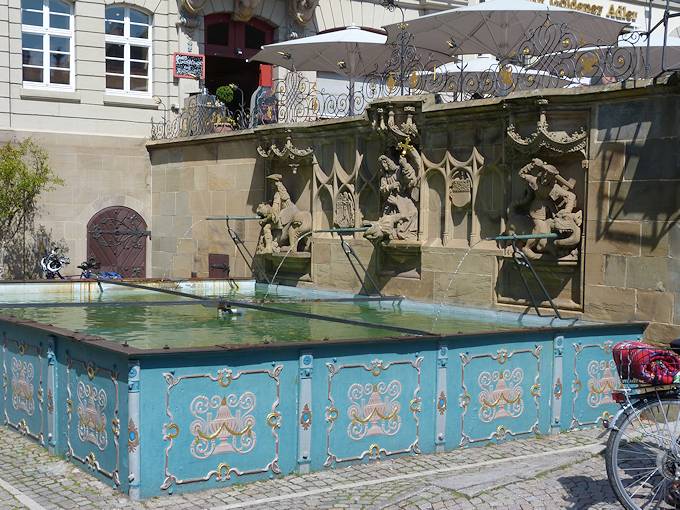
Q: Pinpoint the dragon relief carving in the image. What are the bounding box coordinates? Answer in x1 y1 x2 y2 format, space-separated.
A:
506 158 582 260
363 149 420 244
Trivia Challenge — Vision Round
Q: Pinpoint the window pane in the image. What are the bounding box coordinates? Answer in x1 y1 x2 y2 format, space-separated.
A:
130 24 148 39
130 46 148 60
130 60 148 76
130 77 147 91
49 0 70 14
22 33 43 50
22 10 43 26
129 9 149 24
105 43 124 58
105 6 124 21
206 22 228 45
106 74 124 89
50 52 69 68
49 13 69 29
245 25 265 50
22 0 43 10
105 21 124 36
23 66 43 82
50 35 69 52
22 49 43 66
105 59 124 74
50 69 69 84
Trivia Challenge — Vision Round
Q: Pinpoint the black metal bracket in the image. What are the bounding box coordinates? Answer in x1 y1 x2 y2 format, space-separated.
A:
509 238 563 320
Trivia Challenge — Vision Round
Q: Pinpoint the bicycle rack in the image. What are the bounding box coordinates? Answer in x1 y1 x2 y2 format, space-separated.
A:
492 233 563 320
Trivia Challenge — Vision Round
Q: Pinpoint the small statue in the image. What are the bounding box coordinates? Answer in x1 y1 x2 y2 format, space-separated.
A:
256 174 311 254
289 0 319 25
233 0 263 22
507 158 582 260
363 154 419 243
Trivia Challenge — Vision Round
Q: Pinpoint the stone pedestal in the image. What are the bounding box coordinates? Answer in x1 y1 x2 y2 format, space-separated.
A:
265 252 312 283
379 242 422 279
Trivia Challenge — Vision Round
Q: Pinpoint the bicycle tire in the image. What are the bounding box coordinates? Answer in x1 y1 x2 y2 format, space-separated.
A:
606 395 680 510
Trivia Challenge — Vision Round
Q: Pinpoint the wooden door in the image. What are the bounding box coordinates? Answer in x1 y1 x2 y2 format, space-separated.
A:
87 206 149 278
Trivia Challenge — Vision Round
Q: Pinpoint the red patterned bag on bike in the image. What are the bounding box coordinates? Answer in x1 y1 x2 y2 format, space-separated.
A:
613 341 680 385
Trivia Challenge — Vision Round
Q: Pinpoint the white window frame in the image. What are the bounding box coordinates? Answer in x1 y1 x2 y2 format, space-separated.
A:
21 0 75 90
105 6 153 97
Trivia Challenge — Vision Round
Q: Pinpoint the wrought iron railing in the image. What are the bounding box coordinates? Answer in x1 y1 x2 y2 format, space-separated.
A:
151 17 677 140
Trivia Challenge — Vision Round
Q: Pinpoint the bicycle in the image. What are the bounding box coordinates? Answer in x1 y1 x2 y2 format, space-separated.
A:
605 340 680 509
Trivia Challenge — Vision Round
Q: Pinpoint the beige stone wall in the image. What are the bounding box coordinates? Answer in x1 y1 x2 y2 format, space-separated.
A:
148 78 680 340
0 129 151 277
149 135 263 278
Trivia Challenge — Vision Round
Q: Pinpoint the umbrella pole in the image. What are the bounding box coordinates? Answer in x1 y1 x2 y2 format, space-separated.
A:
349 77 355 116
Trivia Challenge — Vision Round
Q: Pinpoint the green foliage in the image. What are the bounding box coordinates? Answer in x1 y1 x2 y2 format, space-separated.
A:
215 84 236 105
0 138 63 246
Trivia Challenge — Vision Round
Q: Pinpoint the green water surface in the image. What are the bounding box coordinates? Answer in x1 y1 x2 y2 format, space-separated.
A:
0 286 520 349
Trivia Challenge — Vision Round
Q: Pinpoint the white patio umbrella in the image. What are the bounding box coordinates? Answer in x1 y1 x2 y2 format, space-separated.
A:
251 24 451 113
251 25 391 115
383 0 628 60
420 54 576 99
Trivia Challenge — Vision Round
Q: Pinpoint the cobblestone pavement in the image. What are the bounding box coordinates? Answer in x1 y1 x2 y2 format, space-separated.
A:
0 426 622 510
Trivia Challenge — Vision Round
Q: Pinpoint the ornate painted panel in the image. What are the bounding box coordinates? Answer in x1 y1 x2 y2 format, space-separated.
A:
2 335 45 445
567 341 620 429
65 355 121 486
324 357 422 466
458 344 548 446
160 365 283 491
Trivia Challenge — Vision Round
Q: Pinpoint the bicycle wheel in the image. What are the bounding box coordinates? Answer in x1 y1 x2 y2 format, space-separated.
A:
606 395 680 509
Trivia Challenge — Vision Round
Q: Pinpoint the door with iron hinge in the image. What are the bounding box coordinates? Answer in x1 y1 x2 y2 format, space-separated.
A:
87 206 150 278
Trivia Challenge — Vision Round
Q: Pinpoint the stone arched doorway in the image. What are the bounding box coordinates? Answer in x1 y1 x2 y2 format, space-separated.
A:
86 206 149 278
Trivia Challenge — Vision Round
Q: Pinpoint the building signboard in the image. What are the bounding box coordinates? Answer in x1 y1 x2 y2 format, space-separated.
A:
173 53 206 80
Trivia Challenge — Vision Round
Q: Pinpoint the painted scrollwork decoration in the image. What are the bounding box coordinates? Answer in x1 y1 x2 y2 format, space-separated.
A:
478 368 524 423
76 381 108 451
347 381 402 440
189 393 257 458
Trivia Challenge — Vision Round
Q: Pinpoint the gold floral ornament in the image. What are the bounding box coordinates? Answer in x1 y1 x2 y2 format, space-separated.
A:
86 363 96 381
499 65 513 86
267 411 281 429
409 70 418 89
217 369 232 388
325 406 338 423
165 423 180 440
437 392 447 415
216 463 230 481
530 383 541 397
386 73 396 93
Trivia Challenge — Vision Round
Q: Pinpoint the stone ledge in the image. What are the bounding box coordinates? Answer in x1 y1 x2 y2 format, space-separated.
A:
20 88 81 103
103 95 159 109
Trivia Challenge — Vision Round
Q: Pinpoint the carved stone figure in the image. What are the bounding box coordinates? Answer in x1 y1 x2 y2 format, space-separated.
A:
233 0 263 22
363 154 419 243
335 190 355 228
256 175 312 254
506 158 582 260
289 0 319 25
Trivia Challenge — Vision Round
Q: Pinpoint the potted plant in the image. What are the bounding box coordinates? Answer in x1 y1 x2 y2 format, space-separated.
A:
213 84 237 133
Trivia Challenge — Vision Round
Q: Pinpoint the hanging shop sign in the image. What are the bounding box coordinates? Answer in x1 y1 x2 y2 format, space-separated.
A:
173 53 206 80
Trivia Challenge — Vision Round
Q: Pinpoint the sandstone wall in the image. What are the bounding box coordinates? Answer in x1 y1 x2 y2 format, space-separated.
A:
0 130 151 277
